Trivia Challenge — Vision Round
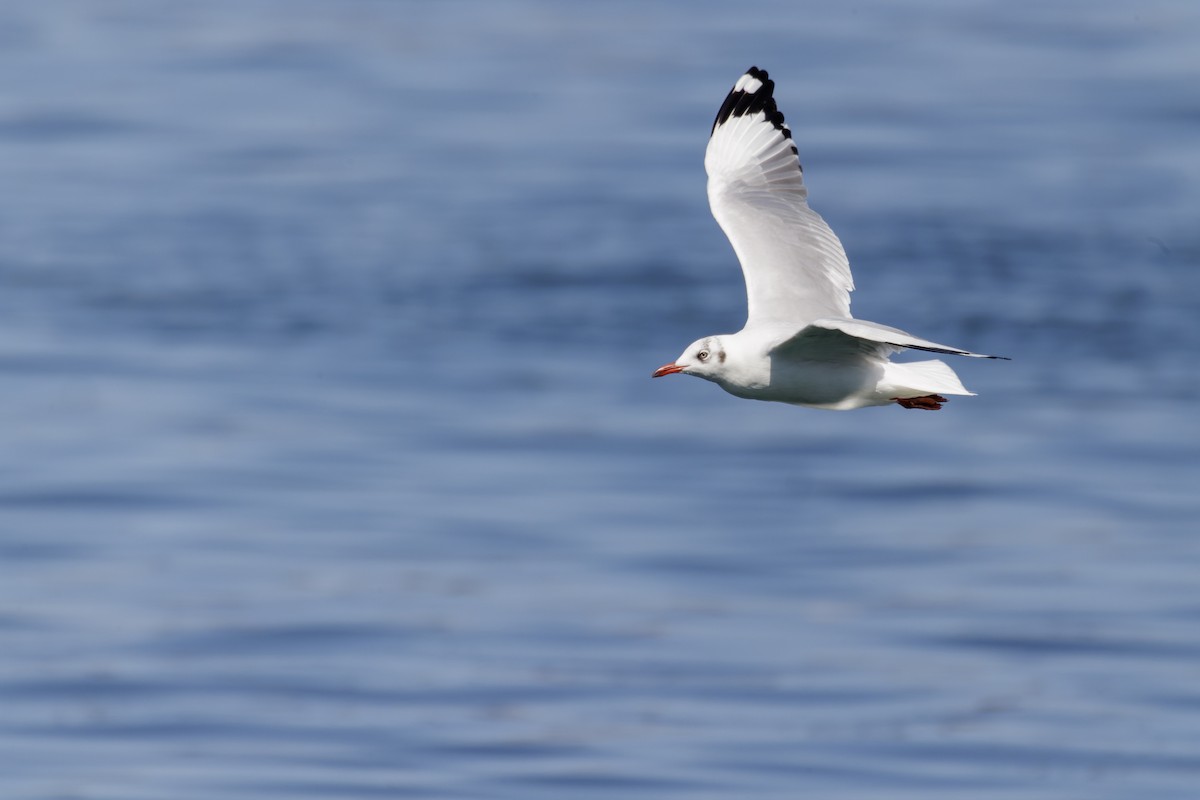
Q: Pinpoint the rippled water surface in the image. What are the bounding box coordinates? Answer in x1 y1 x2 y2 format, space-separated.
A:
2 2 1199 798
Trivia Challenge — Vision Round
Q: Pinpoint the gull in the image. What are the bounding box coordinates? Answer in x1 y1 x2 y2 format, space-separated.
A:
653 66 1006 410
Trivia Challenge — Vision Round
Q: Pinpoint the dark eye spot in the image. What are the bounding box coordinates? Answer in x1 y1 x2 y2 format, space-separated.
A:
697 350 709 361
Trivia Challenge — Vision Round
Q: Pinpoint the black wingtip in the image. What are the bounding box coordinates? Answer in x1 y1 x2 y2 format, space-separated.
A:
885 343 1013 360
710 67 777 131
710 65 788 136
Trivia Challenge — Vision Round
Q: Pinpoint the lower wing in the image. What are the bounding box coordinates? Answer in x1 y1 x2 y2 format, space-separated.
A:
771 318 1010 362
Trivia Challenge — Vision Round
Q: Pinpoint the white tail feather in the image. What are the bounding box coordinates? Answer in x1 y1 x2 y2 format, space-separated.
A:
880 359 974 398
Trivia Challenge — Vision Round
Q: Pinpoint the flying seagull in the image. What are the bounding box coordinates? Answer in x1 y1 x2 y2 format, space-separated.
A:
653 66 1006 410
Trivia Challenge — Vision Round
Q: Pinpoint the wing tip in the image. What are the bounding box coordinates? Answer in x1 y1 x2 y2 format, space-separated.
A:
931 347 1008 359
879 342 1011 360
959 351 1012 360
710 66 801 164
711 66 775 127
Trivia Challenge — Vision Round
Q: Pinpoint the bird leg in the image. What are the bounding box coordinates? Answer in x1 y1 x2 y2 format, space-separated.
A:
894 394 947 411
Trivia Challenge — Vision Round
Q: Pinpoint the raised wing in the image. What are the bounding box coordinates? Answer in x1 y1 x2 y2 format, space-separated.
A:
773 318 1009 362
706 67 854 329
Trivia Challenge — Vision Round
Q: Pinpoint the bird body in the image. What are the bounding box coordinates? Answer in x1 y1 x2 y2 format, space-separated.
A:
654 67 1005 410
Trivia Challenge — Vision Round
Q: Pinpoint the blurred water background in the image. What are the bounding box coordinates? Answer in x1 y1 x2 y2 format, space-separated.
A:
2 1 1199 798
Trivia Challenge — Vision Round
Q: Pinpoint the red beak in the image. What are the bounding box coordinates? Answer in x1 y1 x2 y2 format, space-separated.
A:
652 363 684 378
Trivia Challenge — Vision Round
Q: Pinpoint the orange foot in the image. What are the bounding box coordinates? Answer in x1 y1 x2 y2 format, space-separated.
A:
894 394 948 411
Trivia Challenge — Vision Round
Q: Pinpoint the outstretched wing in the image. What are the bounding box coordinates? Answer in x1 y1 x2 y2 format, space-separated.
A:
706 67 853 329
773 318 1009 362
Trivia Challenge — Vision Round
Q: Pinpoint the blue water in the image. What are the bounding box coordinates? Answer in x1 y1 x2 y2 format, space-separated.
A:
2 2 1199 798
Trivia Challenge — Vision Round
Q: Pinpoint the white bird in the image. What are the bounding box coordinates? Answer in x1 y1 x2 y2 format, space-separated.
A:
653 66 1006 411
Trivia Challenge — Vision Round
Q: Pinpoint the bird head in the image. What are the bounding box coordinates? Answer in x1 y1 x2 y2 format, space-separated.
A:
652 337 726 380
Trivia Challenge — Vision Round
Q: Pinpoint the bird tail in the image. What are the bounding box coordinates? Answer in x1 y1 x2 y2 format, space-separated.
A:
880 359 974 398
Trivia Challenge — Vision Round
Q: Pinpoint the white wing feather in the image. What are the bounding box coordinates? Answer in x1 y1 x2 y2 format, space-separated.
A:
775 318 1007 361
705 67 854 329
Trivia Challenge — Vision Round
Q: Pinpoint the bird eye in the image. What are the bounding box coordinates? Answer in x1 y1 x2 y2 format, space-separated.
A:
697 350 709 361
